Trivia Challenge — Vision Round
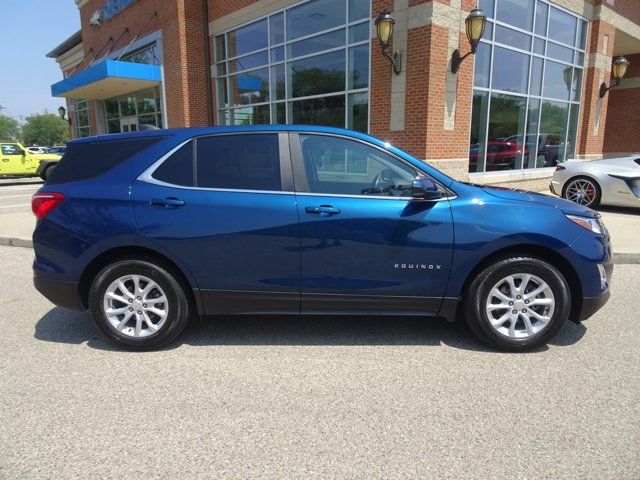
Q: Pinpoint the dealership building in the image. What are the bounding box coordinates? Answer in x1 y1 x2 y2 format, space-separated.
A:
47 0 640 188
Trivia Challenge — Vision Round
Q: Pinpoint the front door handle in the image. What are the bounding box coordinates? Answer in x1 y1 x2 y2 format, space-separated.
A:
151 197 185 209
305 205 341 216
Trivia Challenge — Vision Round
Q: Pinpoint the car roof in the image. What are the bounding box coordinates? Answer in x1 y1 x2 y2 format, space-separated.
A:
67 125 379 145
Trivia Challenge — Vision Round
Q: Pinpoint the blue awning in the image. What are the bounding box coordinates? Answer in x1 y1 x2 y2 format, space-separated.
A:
51 60 161 99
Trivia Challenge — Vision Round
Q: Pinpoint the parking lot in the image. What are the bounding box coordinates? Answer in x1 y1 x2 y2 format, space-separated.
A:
1 244 638 479
0 178 42 214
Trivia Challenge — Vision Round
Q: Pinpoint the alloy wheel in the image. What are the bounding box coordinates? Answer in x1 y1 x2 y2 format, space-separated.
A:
485 273 555 339
565 179 596 206
103 274 169 338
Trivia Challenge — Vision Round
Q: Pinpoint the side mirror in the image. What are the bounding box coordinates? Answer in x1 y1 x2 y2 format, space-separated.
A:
412 175 444 200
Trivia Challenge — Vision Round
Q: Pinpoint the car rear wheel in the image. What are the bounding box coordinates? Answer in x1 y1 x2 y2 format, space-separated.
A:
88 259 192 350
464 257 571 352
563 176 601 208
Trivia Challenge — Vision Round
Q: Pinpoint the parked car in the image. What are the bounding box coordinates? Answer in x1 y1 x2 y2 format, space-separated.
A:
26 146 48 154
0 142 61 180
469 141 528 171
32 126 612 352
46 146 67 155
550 156 640 208
503 133 567 168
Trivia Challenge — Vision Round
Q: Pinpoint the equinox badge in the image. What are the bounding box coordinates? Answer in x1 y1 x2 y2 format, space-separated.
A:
394 263 442 270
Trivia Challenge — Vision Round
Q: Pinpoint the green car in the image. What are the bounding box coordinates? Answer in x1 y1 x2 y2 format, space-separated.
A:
0 142 61 180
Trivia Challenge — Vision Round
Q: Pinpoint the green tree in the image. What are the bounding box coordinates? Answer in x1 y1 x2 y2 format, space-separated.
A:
21 113 69 146
0 106 20 141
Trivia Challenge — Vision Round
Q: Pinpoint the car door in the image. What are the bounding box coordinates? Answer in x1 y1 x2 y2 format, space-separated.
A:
131 132 300 315
290 132 454 315
0 144 26 174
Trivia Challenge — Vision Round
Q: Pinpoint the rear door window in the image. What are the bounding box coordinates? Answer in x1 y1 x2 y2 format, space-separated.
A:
47 137 165 185
195 134 281 191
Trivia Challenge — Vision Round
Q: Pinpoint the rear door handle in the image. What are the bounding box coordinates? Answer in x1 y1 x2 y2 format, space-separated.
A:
151 197 185 209
305 205 341 216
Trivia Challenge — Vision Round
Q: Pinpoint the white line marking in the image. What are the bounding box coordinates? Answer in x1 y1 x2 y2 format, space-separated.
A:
0 203 31 208
0 194 34 199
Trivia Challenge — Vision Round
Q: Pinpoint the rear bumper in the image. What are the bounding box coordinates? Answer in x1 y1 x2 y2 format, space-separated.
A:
549 180 561 196
33 277 85 311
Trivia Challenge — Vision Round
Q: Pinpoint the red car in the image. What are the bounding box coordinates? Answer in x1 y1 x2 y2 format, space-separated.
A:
469 141 529 171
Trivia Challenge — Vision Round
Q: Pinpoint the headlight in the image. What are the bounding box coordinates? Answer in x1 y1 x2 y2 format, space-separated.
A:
565 214 603 234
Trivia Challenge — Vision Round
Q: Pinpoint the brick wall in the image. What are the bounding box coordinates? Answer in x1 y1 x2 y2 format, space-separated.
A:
575 19 616 158
603 52 640 154
76 0 211 130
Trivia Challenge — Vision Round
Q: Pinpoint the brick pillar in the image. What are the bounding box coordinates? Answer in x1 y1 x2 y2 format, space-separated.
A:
370 0 474 180
161 0 211 128
576 19 616 159
603 52 640 156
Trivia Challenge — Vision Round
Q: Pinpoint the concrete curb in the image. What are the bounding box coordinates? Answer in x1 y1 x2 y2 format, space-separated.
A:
1 236 639 264
0 236 33 249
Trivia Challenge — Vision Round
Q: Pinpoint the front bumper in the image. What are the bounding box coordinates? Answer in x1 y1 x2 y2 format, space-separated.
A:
34 277 85 311
578 290 611 322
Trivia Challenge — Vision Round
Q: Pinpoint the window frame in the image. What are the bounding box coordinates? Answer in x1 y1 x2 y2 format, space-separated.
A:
469 0 589 174
214 0 371 132
143 132 294 193
289 132 450 201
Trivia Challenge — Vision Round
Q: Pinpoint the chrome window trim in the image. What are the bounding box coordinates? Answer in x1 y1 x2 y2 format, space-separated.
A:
138 132 456 202
293 131 456 199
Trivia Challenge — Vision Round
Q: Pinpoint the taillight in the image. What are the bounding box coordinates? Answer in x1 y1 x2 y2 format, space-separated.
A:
32 192 65 219
555 165 566 171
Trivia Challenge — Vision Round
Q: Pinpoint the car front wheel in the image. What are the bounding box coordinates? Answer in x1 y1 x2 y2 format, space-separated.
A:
88 259 192 350
464 257 571 352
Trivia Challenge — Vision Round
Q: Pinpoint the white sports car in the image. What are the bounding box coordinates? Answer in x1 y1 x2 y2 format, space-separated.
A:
550 156 640 208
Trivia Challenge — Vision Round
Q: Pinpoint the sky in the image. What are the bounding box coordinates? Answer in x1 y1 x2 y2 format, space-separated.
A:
0 0 80 123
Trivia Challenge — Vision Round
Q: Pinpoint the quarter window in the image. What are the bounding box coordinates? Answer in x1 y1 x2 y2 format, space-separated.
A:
299 135 417 197
152 142 194 187
196 134 281 191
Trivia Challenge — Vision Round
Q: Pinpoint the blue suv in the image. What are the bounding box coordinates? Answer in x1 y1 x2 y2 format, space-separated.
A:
32 126 612 351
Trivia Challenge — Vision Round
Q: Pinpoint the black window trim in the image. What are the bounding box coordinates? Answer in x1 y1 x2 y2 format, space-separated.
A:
141 131 294 194
289 131 455 201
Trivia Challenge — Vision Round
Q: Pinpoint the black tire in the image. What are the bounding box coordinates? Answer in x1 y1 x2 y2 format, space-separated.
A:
562 175 601 208
464 256 571 352
88 259 192 350
41 164 55 181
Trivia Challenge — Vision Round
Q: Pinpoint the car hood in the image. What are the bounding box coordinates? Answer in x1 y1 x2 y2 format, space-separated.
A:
31 153 61 161
480 185 596 217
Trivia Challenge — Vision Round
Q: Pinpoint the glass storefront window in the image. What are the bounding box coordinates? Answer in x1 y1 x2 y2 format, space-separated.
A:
99 87 163 134
72 98 91 138
120 43 160 65
215 0 370 132
469 0 586 173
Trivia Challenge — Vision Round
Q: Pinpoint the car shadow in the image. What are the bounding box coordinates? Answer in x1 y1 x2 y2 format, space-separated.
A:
596 205 640 216
34 307 587 353
0 180 43 187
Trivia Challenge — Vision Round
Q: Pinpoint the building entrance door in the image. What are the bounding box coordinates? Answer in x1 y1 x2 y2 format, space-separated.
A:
120 116 138 133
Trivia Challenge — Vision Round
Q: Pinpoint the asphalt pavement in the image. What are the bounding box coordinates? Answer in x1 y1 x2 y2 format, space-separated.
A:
1 245 638 479
0 178 42 214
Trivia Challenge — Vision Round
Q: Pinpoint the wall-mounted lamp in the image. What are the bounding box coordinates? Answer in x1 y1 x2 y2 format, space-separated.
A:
375 10 401 75
58 106 72 125
451 8 487 74
599 56 629 98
